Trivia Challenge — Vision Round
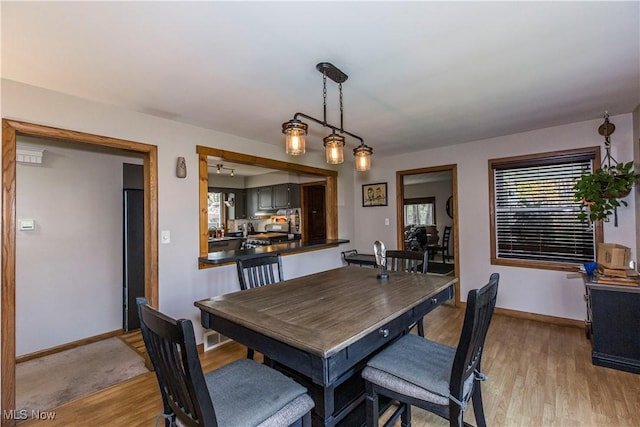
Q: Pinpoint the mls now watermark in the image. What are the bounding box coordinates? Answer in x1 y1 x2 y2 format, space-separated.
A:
3 409 56 421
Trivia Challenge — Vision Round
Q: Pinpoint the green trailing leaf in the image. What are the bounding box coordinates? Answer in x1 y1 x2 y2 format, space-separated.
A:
573 161 640 222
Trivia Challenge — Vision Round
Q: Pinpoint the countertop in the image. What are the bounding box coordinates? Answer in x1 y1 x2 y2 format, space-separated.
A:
208 236 245 242
199 238 350 266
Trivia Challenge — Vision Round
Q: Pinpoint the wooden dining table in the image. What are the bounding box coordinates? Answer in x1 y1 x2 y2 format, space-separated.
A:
195 266 457 426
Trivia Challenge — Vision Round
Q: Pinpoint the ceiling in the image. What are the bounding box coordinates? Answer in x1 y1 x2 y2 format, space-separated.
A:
2 2 639 160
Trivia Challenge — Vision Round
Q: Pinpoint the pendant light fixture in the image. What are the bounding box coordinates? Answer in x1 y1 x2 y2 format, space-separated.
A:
282 62 373 171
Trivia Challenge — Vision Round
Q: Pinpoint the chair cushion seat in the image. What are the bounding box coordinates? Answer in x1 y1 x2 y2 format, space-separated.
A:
362 334 472 406
205 358 312 426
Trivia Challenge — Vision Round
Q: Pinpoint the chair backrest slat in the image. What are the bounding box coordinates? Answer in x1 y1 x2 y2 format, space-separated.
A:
236 255 284 290
385 250 428 274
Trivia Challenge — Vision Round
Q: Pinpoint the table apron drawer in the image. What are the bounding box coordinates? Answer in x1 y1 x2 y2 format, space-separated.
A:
327 311 413 385
410 286 454 321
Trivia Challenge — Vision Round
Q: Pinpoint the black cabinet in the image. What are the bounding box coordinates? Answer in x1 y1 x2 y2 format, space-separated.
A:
247 188 258 218
287 184 301 208
273 184 289 208
585 280 640 374
233 190 247 219
254 184 301 212
258 186 274 210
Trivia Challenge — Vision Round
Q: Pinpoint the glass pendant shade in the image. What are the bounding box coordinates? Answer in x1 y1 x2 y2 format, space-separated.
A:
323 133 345 164
282 119 308 156
353 144 373 171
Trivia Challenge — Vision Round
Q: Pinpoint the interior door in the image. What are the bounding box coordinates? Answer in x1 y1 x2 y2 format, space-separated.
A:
303 184 326 241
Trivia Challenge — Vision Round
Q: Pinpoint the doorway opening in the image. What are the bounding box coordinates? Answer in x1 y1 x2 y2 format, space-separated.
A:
2 119 159 425
396 164 459 304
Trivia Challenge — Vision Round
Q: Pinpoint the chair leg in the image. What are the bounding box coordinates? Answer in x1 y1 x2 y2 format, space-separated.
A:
365 382 380 427
449 401 463 427
472 383 487 427
400 403 411 427
301 410 312 427
247 348 254 360
417 318 425 337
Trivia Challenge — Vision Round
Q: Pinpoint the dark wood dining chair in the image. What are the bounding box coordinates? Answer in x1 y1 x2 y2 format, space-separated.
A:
341 249 358 265
385 250 429 336
430 226 452 263
236 254 284 290
362 273 499 427
136 297 314 427
385 250 428 274
236 254 284 360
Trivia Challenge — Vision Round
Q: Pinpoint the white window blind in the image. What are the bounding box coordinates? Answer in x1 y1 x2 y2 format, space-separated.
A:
494 158 595 265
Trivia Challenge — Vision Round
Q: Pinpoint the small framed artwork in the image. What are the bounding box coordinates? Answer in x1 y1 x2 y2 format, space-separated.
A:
363 183 388 207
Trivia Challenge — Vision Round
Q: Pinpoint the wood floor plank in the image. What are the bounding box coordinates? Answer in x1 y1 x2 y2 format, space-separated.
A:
18 305 640 426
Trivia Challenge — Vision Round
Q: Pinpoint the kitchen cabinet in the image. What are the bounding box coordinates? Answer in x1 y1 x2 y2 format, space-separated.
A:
272 183 300 209
233 190 247 219
273 184 289 209
288 183 300 208
255 184 301 211
258 186 274 210
247 188 258 218
583 277 640 374
226 190 247 220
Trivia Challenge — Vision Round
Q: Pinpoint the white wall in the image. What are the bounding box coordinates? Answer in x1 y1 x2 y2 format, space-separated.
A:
2 78 638 341
15 138 141 355
353 114 637 321
404 179 453 238
1 79 346 349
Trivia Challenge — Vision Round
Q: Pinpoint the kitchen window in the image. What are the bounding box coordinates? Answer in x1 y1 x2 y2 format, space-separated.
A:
207 191 223 229
489 147 602 271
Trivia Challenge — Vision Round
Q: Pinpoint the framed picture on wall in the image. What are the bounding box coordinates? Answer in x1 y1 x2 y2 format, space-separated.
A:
362 183 388 207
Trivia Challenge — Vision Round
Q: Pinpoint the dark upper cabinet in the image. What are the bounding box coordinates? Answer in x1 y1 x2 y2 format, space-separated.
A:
249 184 301 216
247 188 258 217
234 190 247 219
273 184 289 209
272 184 301 209
258 187 274 210
288 184 301 208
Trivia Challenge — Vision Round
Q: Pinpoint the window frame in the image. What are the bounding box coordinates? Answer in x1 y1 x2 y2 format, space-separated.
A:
489 146 602 272
403 197 436 226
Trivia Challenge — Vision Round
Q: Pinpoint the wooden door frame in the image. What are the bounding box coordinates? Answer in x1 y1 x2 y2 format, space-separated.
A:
396 164 460 305
1 119 159 426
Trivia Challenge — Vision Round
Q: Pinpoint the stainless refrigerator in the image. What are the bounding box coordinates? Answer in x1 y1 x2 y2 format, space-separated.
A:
123 165 145 331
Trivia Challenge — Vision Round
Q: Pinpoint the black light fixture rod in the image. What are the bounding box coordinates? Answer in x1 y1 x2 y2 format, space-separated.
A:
292 112 363 144
322 72 328 127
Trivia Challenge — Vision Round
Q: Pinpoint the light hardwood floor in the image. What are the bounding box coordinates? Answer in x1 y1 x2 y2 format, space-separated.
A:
19 304 640 426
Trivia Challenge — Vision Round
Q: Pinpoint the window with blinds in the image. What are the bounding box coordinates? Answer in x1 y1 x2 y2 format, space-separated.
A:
490 148 599 268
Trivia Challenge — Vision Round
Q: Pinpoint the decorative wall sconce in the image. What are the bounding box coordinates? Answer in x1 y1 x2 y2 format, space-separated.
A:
176 156 187 178
282 62 373 171
215 164 235 177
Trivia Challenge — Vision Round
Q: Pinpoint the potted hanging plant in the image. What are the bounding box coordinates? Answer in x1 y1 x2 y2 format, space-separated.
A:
574 161 640 222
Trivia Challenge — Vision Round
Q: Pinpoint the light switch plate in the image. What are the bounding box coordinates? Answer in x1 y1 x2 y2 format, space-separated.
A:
161 230 171 244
